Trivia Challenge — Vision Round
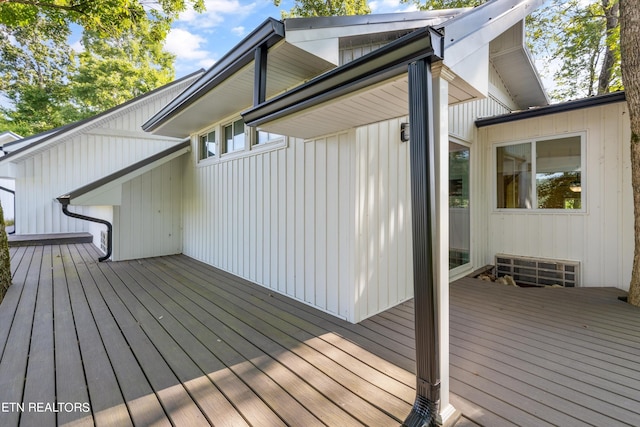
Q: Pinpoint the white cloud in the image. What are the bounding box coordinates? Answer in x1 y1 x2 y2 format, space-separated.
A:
231 26 246 36
369 0 418 13
178 0 256 29
165 28 210 61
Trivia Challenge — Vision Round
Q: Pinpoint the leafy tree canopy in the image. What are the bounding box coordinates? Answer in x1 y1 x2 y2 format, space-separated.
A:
0 0 205 42
0 0 204 135
402 0 621 102
273 0 370 18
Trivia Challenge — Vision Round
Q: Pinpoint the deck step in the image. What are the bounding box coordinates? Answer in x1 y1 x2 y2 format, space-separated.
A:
8 232 93 247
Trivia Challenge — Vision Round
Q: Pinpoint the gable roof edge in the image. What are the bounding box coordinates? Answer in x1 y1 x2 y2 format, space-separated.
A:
0 70 203 164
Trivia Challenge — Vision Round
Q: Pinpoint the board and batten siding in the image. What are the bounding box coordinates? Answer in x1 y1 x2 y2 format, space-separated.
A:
112 156 183 261
182 132 358 321
13 76 194 258
353 119 414 321
15 134 178 236
478 101 633 289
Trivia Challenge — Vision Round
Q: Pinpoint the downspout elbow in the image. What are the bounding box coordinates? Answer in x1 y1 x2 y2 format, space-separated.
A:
58 198 112 262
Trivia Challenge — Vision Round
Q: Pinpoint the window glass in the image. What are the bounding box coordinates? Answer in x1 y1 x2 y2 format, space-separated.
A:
496 143 532 208
256 130 283 145
199 130 216 160
450 142 470 270
536 137 581 209
496 136 582 210
224 119 245 153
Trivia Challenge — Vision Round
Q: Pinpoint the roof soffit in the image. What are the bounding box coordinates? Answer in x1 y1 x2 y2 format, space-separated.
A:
145 41 336 138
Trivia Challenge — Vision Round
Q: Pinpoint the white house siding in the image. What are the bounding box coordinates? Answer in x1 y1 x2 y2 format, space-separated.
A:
15 135 178 236
353 119 414 321
182 132 357 321
13 77 194 241
478 101 633 289
113 156 183 261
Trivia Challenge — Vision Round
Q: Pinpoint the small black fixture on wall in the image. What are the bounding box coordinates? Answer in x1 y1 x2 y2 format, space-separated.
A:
401 122 410 142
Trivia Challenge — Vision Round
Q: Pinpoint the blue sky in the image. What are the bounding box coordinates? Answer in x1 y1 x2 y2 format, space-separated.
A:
164 0 419 77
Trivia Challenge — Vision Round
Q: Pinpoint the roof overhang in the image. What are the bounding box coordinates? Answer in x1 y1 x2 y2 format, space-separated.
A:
441 0 548 108
476 91 626 127
243 27 445 140
57 141 190 206
143 19 337 138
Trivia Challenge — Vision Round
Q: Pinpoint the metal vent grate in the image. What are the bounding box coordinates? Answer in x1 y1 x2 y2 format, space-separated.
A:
495 254 580 287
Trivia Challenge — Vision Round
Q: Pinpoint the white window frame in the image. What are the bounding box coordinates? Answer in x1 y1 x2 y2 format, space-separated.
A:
195 114 288 165
197 127 218 165
493 132 586 213
449 138 473 279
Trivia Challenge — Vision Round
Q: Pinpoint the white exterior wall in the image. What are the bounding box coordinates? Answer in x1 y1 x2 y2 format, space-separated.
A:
12 78 193 257
354 119 414 321
183 132 357 321
113 156 183 261
478 101 632 289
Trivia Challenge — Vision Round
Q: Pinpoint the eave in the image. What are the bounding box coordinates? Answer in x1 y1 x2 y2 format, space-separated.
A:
475 91 626 127
143 18 336 138
242 27 445 140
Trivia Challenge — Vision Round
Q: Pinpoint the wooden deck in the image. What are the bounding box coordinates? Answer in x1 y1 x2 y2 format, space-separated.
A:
0 243 639 426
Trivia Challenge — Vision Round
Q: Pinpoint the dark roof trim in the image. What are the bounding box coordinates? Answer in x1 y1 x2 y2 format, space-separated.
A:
476 91 626 127
0 71 203 163
243 27 444 127
143 18 285 133
57 140 190 204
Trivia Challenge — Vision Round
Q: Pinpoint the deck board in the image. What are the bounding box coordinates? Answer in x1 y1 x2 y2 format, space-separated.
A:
1 243 640 426
20 246 56 427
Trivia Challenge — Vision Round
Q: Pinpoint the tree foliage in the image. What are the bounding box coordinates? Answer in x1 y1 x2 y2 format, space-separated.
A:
0 18 79 135
0 0 205 42
0 0 203 135
403 0 621 102
273 0 370 18
529 0 620 101
71 28 175 116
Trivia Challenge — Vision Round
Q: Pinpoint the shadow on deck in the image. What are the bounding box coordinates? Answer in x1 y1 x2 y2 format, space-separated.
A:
0 243 639 426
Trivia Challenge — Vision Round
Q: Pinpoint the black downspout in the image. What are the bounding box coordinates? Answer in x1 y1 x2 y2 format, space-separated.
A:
403 57 440 427
59 200 112 262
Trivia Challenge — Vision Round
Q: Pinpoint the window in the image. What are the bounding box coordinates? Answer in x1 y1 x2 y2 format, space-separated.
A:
496 135 582 210
224 119 245 153
199 130 216 161
255 130 283 145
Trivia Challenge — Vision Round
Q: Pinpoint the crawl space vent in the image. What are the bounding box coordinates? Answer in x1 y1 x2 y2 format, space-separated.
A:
495 254 580 287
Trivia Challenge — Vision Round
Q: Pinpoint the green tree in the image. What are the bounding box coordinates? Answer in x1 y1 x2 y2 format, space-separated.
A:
274 0 370 18
404 0 621 102
0 0 205 42
0 19 80 135
0 0 201 135
529 0 620 101
620 0 640 307
71 28 175 116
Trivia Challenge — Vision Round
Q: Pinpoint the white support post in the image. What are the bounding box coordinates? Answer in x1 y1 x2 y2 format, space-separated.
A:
433 63 461 427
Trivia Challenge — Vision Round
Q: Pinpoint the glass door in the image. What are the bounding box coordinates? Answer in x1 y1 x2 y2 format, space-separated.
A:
449 142 470 271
